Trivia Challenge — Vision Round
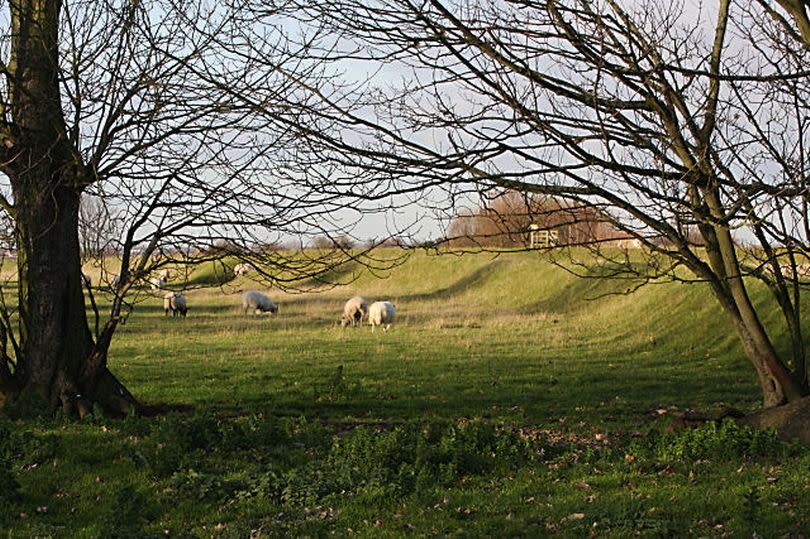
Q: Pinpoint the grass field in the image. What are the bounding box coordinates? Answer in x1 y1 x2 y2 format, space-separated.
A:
1 250 809 537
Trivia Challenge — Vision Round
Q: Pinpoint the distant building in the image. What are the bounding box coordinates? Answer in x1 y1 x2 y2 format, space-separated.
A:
528 225 559 249
448 191 625 249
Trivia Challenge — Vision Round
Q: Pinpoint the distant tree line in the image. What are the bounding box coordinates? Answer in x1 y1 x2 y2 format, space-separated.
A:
446 190 626 249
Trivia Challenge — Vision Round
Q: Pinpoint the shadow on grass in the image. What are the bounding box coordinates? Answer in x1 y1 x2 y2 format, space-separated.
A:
137 402 195 417
523 266 644 315
300 260 363 288
398 259 505 303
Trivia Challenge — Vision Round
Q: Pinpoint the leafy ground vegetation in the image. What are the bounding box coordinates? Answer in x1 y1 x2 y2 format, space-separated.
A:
1 251 809 537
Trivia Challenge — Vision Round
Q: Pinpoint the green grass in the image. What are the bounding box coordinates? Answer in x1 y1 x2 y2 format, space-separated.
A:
2 250 809 537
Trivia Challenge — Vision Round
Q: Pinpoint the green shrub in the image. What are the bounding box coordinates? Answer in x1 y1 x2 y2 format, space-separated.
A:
232 467 283 503
168 469 247 502
218 413 288 451
314 421 536 502
281 464 333 506
631 420 782 465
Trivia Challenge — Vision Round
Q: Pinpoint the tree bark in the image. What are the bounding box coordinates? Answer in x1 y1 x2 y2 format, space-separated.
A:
10 181 135 415
0 0 136 416
712 282 806 407
13 183 91 408
699 188 806 407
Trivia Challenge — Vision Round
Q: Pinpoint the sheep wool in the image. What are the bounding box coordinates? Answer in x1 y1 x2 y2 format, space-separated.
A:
368 301 396 332
242 291 278 315
234 263 252 277
164 292 188 317
341 296 368 327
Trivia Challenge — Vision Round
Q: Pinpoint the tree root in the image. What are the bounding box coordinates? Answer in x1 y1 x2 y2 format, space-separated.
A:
666 398 810 447
88 368 138 417
738 395 810 446
56 368 138 419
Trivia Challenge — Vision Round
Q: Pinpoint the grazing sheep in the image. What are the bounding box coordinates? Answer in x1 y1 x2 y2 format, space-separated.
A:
149 276 166 290
777 263 810 279
340 296 368 327
233 263 252 277
242 290 278 315
163 291 188 317
108 274 121 290
368 301 396 333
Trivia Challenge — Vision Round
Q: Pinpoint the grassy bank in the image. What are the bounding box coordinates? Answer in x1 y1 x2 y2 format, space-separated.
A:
1 250 808 537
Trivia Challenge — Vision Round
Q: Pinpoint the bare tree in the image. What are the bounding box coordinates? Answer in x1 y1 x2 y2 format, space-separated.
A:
757 0 810 44
0 0 412 415
281 0 810 409
78 193 121 262
446 190 619 248
5 0 808 418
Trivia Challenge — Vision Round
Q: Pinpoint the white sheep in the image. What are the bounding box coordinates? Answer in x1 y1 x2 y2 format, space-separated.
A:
163 291 188 317
776 263 810 280
242 290 278 315
233 263 252 277
368 301 396 332
149 276 166 290
108 274 121 290
340 296 368 327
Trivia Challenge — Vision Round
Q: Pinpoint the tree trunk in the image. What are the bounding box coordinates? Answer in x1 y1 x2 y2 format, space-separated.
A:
0 0 136 416
10 181 135 415
717 290 806 407
13 183 92 409
700 190 806 407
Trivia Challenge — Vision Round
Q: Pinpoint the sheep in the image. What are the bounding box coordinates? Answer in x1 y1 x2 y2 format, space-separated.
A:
233 263 252 277
368 301 396 333
776 263 810 280
149 276 166 290
340 296 368 327
162 291 173 315
242 290 278 315
108 274 121 290
163 291 188 317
